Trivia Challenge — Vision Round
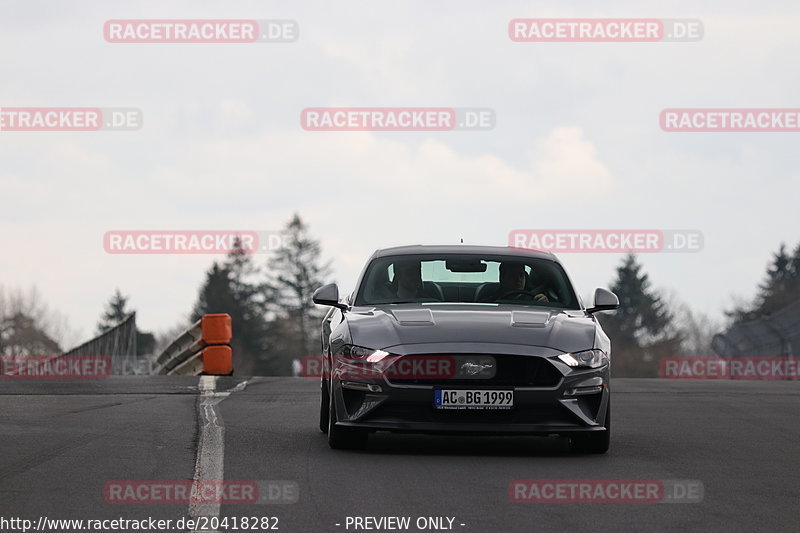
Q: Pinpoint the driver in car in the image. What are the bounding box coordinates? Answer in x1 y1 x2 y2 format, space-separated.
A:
392 259 443 300
496 262 549 302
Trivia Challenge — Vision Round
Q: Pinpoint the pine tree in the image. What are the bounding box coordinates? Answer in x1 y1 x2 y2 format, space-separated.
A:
757 243 798 315
97 289 155 355
598 254 682 377
191 263 238 322
790 242 800 297
97 289 129 333
603 255 671 338
266 214 332 365
192 239 273 375
727 241 800 322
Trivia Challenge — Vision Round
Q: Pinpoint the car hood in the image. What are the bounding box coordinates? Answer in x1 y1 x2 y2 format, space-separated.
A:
345 304 597 354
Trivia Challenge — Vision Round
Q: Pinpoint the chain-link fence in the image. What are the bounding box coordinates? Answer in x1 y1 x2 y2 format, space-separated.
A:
712 300 800 358
61 312 151 375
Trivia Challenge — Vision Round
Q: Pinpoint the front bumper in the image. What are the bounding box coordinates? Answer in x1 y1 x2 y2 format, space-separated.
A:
330 353 610 436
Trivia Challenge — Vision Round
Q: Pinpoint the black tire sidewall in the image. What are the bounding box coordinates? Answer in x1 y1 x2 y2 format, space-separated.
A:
319 378 330 433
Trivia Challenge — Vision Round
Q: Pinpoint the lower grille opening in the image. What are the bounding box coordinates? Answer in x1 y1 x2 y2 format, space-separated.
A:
576 391 603 421
364 401 576 426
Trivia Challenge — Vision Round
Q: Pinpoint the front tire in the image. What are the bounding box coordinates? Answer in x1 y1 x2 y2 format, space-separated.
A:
571 401 611 454
319 378 330 433
327 384 367 450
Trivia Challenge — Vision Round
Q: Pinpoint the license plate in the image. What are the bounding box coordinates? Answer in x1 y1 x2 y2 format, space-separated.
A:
434 389 514 410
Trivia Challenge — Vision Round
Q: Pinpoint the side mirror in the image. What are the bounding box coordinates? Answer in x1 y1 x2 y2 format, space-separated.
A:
312 283 347 310
586 288 619 314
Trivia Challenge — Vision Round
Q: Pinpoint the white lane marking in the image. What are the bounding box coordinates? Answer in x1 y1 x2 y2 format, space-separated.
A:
228 380 248 394
188 376 248 533
198 375 217 392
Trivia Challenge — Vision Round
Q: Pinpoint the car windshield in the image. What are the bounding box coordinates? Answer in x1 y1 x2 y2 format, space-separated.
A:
354 254 580 308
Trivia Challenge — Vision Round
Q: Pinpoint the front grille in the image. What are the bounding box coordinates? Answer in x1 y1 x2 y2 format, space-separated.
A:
386 354 562 387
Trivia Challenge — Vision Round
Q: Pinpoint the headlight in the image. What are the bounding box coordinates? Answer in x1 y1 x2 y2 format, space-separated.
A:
333 346 394 380
556 349 608 369
335 345 389 360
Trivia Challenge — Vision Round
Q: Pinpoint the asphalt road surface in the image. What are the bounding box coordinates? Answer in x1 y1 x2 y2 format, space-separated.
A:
1 377 798 533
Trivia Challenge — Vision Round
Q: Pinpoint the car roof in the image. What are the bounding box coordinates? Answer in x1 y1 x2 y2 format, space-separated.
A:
372 244 558 262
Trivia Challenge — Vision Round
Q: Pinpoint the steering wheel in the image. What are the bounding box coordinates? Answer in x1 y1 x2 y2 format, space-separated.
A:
496 284 550 301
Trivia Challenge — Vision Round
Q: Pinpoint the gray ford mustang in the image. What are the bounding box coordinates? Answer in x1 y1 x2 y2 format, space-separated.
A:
312 245 619 453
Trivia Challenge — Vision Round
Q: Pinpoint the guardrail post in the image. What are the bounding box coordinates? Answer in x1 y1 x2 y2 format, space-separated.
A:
155 313 233 376
200 314 233 375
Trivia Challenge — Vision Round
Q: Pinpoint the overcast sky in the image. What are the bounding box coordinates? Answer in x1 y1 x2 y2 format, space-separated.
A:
1 0 799 344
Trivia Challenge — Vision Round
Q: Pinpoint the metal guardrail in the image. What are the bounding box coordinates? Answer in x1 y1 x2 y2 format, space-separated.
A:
712 300 800 358
155 313 233 376
62 312 139 374
1 313 141 378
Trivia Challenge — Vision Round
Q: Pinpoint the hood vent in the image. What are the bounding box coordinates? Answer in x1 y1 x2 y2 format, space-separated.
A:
390 308 435 326
511 310 551 328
